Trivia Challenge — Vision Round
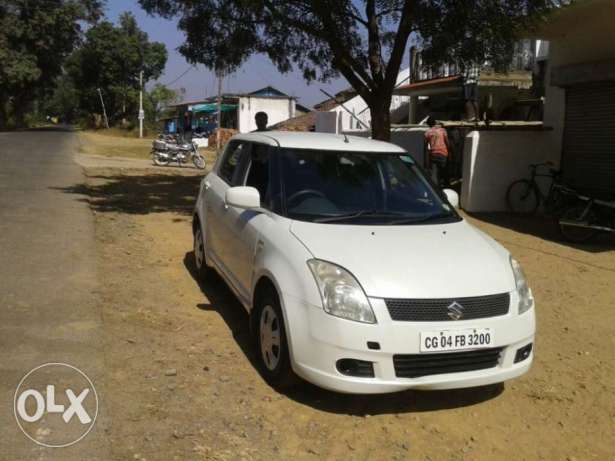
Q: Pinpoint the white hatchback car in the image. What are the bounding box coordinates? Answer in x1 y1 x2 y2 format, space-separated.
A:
193 131 535 394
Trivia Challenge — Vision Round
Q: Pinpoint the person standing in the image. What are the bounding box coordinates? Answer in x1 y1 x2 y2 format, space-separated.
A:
424 116 451 187
254 111 269 131
463 63 481 121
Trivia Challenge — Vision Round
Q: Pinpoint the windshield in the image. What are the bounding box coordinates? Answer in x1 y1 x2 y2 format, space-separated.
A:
279 148 459 225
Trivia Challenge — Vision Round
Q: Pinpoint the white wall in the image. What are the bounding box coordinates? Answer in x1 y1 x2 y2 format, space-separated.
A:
341 127 428 166
316 112 341 133
324 67 411 132
460 130 557 212
237 97 296 133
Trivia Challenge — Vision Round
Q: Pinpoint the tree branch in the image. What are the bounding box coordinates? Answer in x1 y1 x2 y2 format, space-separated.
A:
383 0 415 92
366 0 384 84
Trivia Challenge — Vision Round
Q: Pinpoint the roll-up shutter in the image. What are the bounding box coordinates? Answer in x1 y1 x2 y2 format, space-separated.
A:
562 83 615 194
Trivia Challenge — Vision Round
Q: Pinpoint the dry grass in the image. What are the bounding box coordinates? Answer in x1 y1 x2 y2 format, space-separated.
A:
77 130 153 159
77 130 218 165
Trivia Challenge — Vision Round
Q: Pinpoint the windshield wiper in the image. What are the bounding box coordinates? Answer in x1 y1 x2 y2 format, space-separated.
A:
389 212 456 225
313 210 410 223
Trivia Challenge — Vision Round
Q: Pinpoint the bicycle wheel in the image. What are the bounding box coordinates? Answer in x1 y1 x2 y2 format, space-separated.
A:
559 205 598 243
506 180 540 214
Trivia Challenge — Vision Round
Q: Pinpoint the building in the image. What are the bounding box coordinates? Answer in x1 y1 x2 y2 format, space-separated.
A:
168 86 302 135
313 68 412 133
394 40 540 123
461 0 615 211
534 0 615 195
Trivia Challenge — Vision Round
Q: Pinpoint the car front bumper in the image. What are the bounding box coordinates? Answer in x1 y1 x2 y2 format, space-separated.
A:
283 294 535 394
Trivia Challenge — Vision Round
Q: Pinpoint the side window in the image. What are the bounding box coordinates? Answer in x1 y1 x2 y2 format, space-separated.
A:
218 141 248 185
245 143 271 208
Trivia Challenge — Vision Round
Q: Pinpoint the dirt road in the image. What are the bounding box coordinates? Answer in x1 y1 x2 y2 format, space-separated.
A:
78 161 615 460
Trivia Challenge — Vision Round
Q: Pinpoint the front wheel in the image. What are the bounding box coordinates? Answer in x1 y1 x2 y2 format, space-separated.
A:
192 154 206 170
255 289 296 389
506 179 540 214
559 205 598 243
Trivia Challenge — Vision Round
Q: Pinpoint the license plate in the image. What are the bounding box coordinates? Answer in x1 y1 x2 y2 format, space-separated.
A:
420 328 494 353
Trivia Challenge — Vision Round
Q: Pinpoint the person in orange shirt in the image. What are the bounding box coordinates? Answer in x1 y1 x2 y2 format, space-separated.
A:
424 116 451 187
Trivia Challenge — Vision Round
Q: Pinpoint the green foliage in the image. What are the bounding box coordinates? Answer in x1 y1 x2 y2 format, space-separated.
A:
0 0 102 128
146 83 183 123
65 12 167 126
415 1 560 72
138 0 557 140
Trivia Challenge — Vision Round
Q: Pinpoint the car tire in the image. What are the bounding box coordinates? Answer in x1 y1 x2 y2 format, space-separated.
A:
255 288 296 389
193 223 210 279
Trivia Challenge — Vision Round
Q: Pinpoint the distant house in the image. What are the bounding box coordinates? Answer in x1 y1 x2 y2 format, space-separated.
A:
169 86 304 134
313 68 412 132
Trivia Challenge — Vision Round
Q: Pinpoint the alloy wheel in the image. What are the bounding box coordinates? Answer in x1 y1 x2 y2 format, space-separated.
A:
259 305 281 371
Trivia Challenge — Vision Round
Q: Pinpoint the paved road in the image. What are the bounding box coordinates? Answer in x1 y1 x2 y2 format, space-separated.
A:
0 129 110 459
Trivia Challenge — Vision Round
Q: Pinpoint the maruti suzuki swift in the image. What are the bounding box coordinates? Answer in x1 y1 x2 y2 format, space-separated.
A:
192 131 535 393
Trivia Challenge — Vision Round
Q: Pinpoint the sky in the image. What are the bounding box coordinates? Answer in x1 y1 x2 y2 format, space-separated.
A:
105 0 351 108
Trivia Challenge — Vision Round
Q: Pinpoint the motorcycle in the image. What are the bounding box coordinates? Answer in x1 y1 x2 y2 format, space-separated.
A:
558 190 615 243
151 135 206 169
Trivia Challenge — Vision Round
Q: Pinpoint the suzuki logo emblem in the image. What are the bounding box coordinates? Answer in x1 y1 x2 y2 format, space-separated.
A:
447 301 464 320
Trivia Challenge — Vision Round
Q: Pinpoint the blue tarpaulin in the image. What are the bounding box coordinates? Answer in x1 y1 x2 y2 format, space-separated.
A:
190 103 237 113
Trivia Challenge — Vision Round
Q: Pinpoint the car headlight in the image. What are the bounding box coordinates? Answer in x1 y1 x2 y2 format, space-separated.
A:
307 259 376 324
510 257 534 314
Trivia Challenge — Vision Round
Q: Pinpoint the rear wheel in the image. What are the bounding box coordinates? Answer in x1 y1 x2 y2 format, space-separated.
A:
193 223 210 279
255 289 295 389
559 205 598 243
507 180 540 214
152 152 169 166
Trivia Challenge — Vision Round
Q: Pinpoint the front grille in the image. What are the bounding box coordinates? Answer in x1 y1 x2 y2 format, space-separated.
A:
385 293 510 321
393 348 503 378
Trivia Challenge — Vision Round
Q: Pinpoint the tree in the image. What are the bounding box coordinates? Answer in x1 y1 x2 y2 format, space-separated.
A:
66 12 167 125
43 74 80 123
0 0 102 128
138 0 557 140
146 84 183 123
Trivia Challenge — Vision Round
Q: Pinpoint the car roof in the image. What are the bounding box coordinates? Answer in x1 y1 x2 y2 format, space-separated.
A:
230 131 406 153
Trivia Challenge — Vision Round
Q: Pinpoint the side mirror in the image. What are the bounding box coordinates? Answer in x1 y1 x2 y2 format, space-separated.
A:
225 186 260 209
443 188 459 208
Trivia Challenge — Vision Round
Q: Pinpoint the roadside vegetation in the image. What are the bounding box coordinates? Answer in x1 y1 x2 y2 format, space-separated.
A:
78 130 153 159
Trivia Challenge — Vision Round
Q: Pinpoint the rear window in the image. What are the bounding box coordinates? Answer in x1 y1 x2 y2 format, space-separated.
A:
219 141 248 184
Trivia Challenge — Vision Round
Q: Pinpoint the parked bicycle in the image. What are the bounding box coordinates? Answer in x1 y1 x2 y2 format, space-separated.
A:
558 190 615 243
506 162 574 215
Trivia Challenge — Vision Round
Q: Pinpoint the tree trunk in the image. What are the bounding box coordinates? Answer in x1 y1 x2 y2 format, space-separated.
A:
369 96 392 141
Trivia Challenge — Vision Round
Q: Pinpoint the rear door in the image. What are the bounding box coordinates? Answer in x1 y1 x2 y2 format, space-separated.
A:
206 140 251 284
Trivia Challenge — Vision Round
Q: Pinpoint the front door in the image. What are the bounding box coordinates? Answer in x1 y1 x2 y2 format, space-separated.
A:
224 143 275 292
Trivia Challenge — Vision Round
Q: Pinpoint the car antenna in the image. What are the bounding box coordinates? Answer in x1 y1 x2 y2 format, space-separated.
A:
343 133 349 143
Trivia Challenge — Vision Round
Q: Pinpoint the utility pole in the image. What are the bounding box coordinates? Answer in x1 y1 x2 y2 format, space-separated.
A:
97 88 109 129
216 70 223 156
138 70 144 138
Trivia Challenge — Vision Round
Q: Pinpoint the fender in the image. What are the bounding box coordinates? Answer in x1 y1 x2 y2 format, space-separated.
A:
250 225 322 361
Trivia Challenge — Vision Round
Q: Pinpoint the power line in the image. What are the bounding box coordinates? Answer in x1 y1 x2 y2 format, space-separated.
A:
162 65 195 86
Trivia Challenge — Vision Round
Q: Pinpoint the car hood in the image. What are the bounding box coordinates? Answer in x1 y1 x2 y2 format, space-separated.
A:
290 219 514 299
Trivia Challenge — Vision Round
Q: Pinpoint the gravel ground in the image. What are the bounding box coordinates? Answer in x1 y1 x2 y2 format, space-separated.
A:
76 162 614 461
